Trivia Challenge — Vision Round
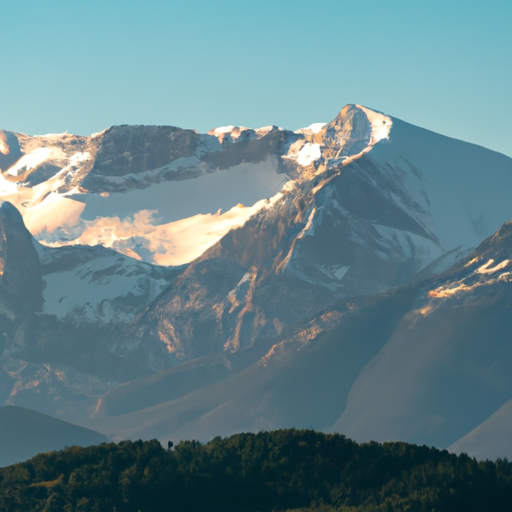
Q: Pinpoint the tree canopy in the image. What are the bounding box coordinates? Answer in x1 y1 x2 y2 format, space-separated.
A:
0 429 511 512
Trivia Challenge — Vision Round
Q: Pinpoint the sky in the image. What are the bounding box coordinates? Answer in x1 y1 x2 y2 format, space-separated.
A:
2 0 511 157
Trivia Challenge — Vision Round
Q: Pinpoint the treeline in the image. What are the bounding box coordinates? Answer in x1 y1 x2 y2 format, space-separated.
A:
0 429 511 511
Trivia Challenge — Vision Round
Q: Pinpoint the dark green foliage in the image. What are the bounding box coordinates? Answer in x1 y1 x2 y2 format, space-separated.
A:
0 429 511 512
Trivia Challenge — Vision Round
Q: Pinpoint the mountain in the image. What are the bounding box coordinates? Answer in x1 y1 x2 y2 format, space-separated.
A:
0 405 107 467
36 242 179 326
85 221 512 459
1 104 512 460
0 202 177 417
0 201 43 316
121 105 512 366
449 398 512 460
0 124 292 266
330 221 512 450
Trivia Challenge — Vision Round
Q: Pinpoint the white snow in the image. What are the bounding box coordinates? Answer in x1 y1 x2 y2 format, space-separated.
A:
308 123 327 134
295 122 326 135
373 224 443 270
208 125 253 144
366 114 512 251
42 253 170 323
427 256 512 300
7 147 53 176
2 103 511 279
297 143 321 166
255 126 276 137
357 105 392 144
35 158 288 266
68 151 92 166
0 139 9 155
211 125 237 135
476 259 510 274
0 174 20 194
23 192 86 235
227 270 254 300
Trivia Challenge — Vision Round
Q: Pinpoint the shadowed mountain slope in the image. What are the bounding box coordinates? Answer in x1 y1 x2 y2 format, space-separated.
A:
1 105 512 461
86 222 512 460
0 405 107 467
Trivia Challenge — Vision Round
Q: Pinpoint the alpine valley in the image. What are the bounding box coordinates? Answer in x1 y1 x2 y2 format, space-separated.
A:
1 104 512 465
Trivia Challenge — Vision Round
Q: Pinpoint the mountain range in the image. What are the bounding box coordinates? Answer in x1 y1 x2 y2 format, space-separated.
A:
1 104 512 464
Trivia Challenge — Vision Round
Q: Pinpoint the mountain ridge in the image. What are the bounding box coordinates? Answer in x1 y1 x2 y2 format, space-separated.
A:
0 405 107 467
0 104 512 460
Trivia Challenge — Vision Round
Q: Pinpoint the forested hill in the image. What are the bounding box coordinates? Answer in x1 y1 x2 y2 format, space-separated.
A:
1 429 511 512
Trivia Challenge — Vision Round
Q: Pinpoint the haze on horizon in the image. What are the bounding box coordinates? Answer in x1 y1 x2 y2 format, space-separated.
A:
2 0 511 158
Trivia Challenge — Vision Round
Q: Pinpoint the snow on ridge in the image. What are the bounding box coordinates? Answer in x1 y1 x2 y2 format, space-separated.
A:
427 258 512 300
90 128 108 138
211 125 239 135
32 132 71 138
11 103 504 275
287 105 393 178
41 250 172 323
7 147 54 176
356 105 392 145
297 143 321 166
255 125 281 137
208 124 283 146
295 122 327 135
208 125 253 145
476 259 510 275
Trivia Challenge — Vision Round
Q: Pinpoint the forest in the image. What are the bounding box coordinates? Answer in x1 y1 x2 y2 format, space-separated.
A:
0 428 511 512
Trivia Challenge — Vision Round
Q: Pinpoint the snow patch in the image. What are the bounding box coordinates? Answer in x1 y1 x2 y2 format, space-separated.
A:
357 104 392 144
332 265 349 280
23 193 86 235
297 143 321 166
7 147 53 176
295 122 326 135
476 259 510 274
38 161 287 266
42 253 171 323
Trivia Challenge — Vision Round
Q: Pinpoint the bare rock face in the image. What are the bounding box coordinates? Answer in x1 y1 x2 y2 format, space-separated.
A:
314 104 373 160
0 201 43 314
81 125 204 192
93 125 201 177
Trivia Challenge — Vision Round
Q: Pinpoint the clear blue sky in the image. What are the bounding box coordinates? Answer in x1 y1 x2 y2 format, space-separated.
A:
3 0 511 156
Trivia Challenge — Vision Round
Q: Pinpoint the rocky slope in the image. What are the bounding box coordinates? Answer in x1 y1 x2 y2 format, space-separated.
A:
1 105 512 461
87 221 512 459
122 106 512 366
0 202 178 417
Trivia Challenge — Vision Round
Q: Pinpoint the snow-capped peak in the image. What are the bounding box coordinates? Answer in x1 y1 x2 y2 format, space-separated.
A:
356 104 392 145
